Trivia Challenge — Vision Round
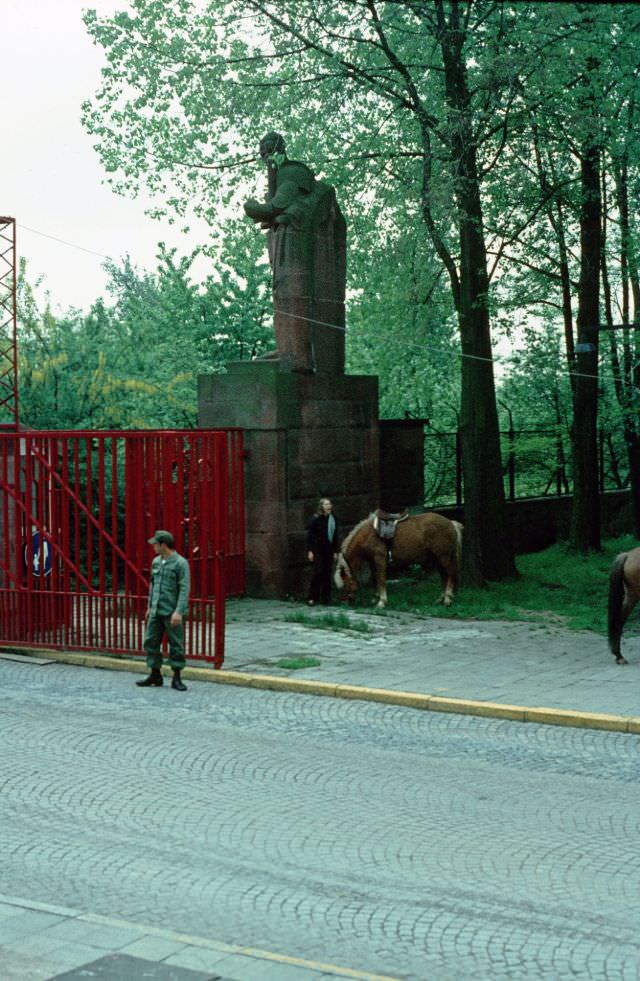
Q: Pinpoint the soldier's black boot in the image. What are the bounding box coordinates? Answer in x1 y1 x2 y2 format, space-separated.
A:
136 667 163 687
171 670 187 692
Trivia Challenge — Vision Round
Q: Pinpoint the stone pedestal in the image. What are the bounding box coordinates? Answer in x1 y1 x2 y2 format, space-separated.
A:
198 361 379 598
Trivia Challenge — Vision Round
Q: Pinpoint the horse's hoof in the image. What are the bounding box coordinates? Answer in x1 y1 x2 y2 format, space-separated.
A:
442 598 452 607
435 597 444 605
615 655 628 665
376 601 386 609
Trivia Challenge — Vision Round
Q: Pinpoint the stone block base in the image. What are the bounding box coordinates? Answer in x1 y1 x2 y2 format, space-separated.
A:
198 361 379 598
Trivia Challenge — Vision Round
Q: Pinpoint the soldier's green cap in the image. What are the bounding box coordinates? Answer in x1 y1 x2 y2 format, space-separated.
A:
148 530 174 547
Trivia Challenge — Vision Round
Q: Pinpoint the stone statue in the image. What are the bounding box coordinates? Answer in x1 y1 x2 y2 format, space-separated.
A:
244 132 346 374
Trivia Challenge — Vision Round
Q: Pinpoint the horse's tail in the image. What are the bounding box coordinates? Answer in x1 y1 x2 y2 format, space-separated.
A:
608 552 627 659
451 520 463 586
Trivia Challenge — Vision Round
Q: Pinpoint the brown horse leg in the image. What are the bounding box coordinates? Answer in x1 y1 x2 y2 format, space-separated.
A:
435 559 455 606
435 572 455 606
373 554 387 607
608 553 628 664
618 592 639 663
441 574 455 607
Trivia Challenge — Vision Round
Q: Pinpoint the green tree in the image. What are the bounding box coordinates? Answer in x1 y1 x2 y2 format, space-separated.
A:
82 0 530 583
81 1 640 571
346 202 459 421
479 3 640 546
18 237 272 430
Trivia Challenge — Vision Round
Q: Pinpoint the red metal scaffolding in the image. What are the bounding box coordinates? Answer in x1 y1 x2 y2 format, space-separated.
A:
0 217 19 429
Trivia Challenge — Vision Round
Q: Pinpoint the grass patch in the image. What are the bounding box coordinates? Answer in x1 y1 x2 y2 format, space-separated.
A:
349 534 639 634
276 656 321 670
284 610 374 634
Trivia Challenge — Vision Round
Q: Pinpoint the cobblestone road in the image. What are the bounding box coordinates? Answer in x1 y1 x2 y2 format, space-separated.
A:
2 659 640 980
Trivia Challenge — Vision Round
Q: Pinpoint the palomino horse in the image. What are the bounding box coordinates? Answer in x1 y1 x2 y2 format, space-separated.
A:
608 546 640 664
334 511 463 608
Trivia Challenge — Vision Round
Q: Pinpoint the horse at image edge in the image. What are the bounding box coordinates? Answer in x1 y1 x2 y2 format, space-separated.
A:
334 511 463 608
608 546 640 664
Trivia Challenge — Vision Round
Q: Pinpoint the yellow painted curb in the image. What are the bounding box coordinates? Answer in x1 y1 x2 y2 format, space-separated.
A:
4 647 639 735
336 685 431 710
182 667 254 688
250 674 338 696
428 696 526 722
83 655 142 673
525 707 630 731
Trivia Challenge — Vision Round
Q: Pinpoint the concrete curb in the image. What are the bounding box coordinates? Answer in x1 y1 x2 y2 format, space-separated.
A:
11 648 640 735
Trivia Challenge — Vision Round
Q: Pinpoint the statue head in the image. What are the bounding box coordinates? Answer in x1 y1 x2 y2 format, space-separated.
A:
259 131 286 170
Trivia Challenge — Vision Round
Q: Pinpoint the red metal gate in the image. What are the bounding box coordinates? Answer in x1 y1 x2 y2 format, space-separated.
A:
0 429 244 667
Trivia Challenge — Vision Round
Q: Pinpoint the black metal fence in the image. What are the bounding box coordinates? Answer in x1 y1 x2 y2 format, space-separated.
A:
424 428 630 507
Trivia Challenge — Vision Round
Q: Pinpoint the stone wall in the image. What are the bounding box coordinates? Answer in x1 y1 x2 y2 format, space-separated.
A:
198 361 379 597
433 490 634 555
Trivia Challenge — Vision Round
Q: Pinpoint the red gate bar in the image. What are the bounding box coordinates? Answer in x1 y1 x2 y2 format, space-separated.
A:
0 429 244 666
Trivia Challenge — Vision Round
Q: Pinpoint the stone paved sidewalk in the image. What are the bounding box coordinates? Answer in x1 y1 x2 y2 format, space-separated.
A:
220 598 640 720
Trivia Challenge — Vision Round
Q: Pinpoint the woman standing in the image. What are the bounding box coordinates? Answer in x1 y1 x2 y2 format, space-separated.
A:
306 497 340 605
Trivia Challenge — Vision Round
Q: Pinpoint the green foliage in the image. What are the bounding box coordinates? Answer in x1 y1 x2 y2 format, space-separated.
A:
79 1 640 573
17 1 634 538
276 656 322 669
284 611 373 634
347 223 459 421
17 228 272 430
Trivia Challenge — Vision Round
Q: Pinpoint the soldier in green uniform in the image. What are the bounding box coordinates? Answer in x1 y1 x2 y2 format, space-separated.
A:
136 530 190 692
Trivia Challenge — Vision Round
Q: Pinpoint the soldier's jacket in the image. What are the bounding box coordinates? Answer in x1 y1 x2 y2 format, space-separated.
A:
148 552 190 617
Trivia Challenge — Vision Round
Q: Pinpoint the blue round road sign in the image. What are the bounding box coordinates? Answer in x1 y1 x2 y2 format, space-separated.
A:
25 531 53 577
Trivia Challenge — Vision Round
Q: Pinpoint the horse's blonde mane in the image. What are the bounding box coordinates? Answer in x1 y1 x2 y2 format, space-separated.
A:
340 514 374 555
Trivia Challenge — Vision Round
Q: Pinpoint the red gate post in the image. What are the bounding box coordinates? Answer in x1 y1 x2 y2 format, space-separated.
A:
213 432 228 669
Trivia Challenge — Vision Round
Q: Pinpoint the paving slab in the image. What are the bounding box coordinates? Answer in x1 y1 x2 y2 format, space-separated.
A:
0 911 65 943
42 919 147 950
50 952 219 980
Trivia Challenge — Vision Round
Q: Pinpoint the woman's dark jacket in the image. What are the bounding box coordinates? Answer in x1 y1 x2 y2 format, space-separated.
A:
307 514 340 555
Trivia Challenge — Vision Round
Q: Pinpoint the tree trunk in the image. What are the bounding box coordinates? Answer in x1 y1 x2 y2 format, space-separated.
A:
625 431 640 536
531 130 578 397
569 144 601 551
611 157 640 536
437 1 516 584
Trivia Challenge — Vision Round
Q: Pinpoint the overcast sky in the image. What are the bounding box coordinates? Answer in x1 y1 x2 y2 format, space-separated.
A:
2 0 208 313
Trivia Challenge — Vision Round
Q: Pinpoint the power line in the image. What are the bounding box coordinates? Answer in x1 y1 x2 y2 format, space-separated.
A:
273 306 606 382
19 224 112 261
15 222 621 384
